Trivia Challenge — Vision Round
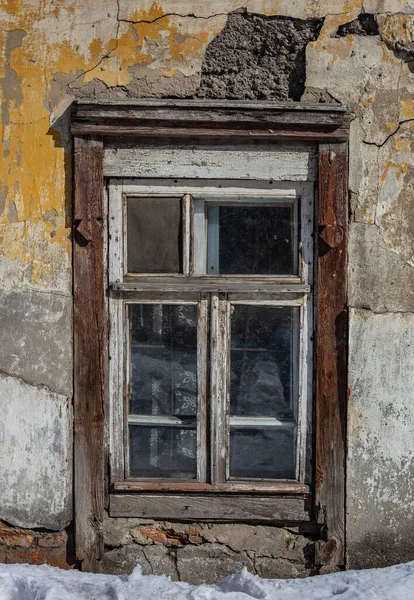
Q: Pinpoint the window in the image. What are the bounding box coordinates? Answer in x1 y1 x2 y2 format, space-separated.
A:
73 100 348 569
108 181 313 491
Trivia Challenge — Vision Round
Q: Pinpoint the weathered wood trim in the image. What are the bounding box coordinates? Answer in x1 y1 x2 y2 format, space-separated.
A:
72 99 349 142
314 143 348 570
113 482 310 494
73 136 106 572
104 143 318 182
110 494 311 522
72 124 349 142
111 279 309 294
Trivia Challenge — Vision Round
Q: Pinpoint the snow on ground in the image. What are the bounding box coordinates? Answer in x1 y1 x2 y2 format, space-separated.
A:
1 561 414 600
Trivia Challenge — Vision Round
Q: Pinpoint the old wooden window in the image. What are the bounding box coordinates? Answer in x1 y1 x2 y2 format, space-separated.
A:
108 181 313 491
72 100 348 571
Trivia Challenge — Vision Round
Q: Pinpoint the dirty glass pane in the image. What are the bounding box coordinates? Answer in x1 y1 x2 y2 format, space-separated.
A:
129 425 197 478
229 428 295 479
129 304 198 416
207 204 296 274
230 305 298 418
127 197 182 273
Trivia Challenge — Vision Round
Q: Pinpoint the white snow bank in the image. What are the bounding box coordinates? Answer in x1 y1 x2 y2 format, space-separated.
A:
0 561 414 600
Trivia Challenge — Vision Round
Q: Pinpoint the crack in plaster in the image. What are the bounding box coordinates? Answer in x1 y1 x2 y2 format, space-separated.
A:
69 0 122 88
68 5 237 89
363 117 414 148
116 11 239 26
349 305 414 314
0 369 70 400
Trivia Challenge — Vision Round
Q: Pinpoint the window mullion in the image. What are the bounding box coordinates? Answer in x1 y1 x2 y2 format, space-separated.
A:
210 293 229 484
182 193 192 276
197 297 208 482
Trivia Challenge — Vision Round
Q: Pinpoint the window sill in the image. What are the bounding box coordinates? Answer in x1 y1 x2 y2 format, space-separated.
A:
112 481 309 494
111 277 310 293
109 490 311 522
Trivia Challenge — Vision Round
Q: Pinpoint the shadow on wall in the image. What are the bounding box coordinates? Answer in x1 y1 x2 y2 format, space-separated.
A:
347 531 414 570
47 108 72 231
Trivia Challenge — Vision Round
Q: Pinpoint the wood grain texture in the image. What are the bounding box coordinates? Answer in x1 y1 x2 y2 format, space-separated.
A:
72 99 349 142
111 278 309 294
314 143 348 569
104 144 317 181
72 123 349 142
113 482 310 494
73 136 106 572
110 494 311 522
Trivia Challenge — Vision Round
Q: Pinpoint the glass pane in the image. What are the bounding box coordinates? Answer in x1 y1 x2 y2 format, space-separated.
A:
230 305 298 418
127 197 182 273
207 204 296 275
129 425 196 478
130 304 197 416
230 428 295 479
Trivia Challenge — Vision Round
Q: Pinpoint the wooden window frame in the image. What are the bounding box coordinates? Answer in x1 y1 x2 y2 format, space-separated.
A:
72 100 349 572
108 181 313 494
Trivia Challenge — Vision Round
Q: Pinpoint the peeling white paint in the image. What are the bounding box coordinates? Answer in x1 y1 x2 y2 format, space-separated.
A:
0 375 72 530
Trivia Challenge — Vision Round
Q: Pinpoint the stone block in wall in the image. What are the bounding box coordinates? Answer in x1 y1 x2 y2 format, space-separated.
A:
199 524 308 562
0 289 72 397
255 557 310 578
176 543 254 585
347 309 414 568
349 223 414 312
99 544 177 579
0 376 72 530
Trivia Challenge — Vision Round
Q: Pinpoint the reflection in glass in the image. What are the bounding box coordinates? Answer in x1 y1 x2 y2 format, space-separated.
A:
230 305 297 418
230 429 295 479
128 303 198 479
207 204 296 275
130 304 198 416
127 197 182 273
129 425 196 478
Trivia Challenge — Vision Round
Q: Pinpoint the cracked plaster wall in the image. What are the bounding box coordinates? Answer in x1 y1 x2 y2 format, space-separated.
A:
0 0 414 574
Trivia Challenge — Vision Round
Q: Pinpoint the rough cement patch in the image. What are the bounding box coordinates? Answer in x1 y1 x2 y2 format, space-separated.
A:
337 14 379 37
349 223 414 313
198 12 323 100
0 375 72 530
0 289 72 397
101 518 313 581
347 310 414 568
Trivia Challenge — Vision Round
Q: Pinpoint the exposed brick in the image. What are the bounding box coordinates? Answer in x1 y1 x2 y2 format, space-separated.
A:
0 526 34 548
141 528 167 545
37 531 67 549
6 545 69 569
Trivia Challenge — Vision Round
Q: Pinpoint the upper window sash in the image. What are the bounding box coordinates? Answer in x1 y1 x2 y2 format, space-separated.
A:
108 180 314 287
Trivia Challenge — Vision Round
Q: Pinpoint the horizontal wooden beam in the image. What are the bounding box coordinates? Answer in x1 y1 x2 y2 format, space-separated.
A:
113 482 310 494
111 280 310 294
72 123 349 142
74 99 347 111
71 100 349 142
110 494 311 522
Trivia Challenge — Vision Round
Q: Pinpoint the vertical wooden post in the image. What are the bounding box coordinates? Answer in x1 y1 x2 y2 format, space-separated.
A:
73 136 105 572
315 142 348 571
